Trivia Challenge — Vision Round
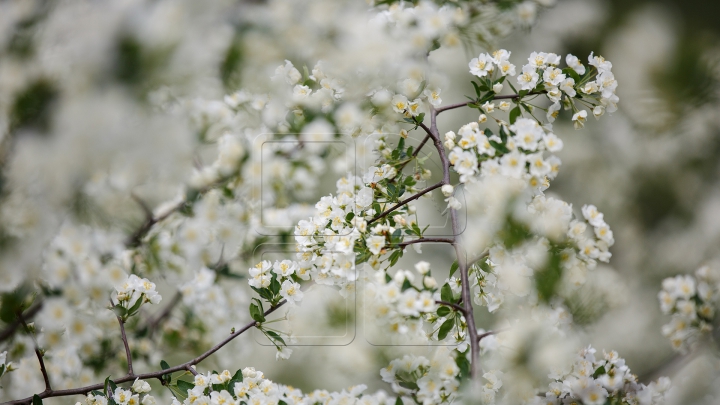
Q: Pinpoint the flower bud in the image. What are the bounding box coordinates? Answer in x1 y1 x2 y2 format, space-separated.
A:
492 83 503 93
478 114 487 123
444 131 456 141
444 139 455 149
593 105 605 119
415 261 431 274
441 184 454 197
423 276 438 289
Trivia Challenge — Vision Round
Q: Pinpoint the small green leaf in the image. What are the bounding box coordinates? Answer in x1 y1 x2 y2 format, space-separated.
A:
398 381 419 391
126 295 145 317
437 318 455 340
167 384 189 401
449 261 459 278
471 81 481 97
230 369 243 385
110 305 127 319
250 303 266 323
440 283 453 303
437 307 451 317
266 330 286 346
177 380 194 392
395 397 404 405
32 395 42 405
161 360 170 370
400 279 413 292
592 365 606 378
509 106 521 124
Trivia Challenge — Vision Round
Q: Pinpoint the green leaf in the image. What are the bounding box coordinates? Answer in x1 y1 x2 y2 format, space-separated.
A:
345 212 355 223
250 303 266 323
32 395 42 405
269 275 281 296
389 250 402 266
456 354 470 379
509 106 521 124
230 369 244 385
395 397 404 405
110 305 128 319
390 228 402 244
471 81 481 97
167 384 189 401
440 283 454 303
562 67 581 83
406 146 413 156
161 360 170 370
266 330 286 346
437 307 451 317
126 295 145 317
449 261 459 278
593 366 607 378
437 318 455 340
177 380 194 392
398 381 419 391
401 279 413 292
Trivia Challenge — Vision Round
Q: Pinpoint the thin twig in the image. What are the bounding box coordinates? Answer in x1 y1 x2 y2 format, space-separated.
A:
477 328 507 342
185 365 199 376
19 316 51 393
0 302 43 343
368 182 444 225
116 317 133 376
143 291 182 337
395 237 454 248
435 300 467 314
3 301 287 405
434 91 545 114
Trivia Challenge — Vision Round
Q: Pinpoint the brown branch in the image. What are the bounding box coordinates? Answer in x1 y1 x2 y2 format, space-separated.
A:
434 91 545 114
435 300 467 314
0 302 43 343
3 301 287 405
427 105 481 380
477 328 507 342
116 317 133 376
18 316 51 393
142 291 182 337
185 365 199 376
368 182 444 225
394 237 454 249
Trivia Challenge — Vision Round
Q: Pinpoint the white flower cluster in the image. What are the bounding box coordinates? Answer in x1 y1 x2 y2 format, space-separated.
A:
467 188 615 314
446 117 562 191
113 274 162 316
82 378 155 405
468 50 618 128
530 346 670 405
365 262 440 341
247 260 304 305
176 367 393 405
659 264 719 352
380 350 461 404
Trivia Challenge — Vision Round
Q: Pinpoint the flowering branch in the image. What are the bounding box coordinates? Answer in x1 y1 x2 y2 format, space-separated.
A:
426 105 481 379
3 301 287 405
368 181 444 225
434 91 545 114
